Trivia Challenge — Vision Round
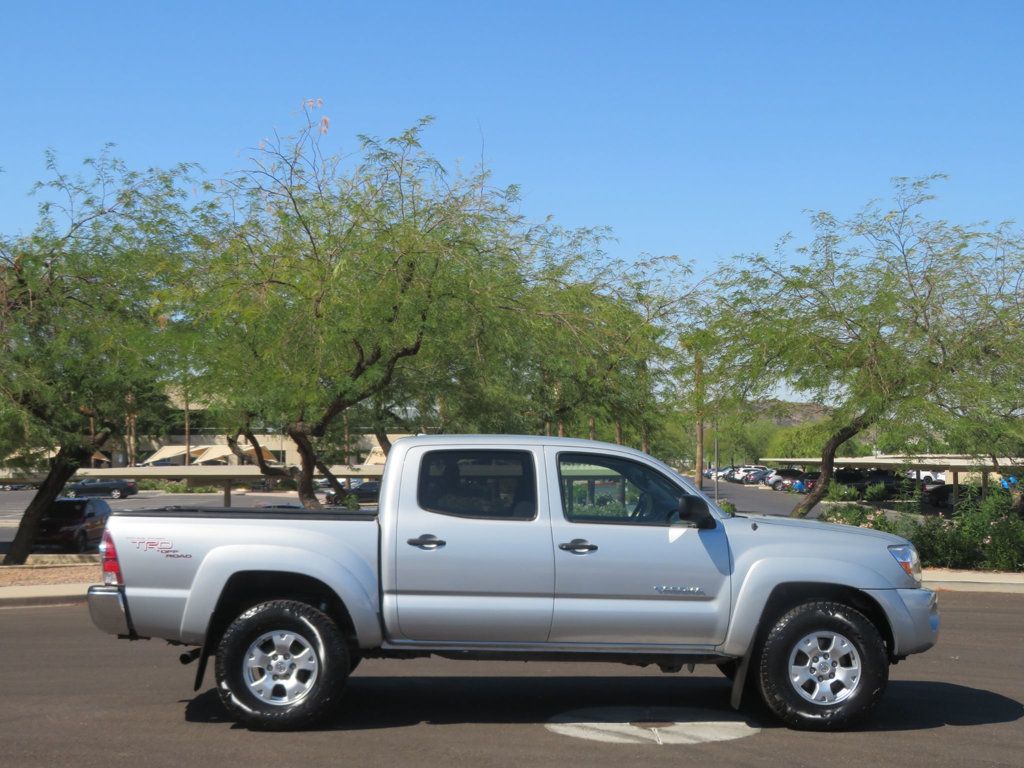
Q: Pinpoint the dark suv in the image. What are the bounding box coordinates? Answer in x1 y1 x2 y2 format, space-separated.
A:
325 480 381 506
36 498 112 552
64 478 138 499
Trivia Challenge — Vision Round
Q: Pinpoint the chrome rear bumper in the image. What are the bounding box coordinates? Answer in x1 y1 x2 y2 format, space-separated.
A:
87 585 132 636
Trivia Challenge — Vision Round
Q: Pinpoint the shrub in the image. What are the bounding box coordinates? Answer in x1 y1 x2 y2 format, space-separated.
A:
137 479 223 493
864 483 889 502
820 491 1024 571
717 499 737 515
825 483 860 502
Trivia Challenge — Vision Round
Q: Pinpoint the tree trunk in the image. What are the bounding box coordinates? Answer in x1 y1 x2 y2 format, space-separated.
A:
286 426 322 509
184 389 191 466
557 420 565 438
588 415 596 441
343 412 351 464
374 429 393 457
695 418 704 491
641 426 650 455
693 347 704 490
3 444 93 565
791 412 874 518
614 420 623 445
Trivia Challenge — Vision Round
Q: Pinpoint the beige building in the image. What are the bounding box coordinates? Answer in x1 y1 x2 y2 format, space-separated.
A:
135 433 409 469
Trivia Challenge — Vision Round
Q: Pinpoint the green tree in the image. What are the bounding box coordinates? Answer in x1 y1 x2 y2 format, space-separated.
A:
185 108 587 506
711 177 1010 517
1 151 199 563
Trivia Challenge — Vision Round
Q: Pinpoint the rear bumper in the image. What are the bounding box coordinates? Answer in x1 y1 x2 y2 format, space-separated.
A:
87 585 133 636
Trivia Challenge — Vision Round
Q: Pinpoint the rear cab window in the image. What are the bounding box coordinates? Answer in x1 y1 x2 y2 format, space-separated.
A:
417 450 537 520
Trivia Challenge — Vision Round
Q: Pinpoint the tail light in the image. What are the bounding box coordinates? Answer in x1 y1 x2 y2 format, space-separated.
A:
100 530 123 586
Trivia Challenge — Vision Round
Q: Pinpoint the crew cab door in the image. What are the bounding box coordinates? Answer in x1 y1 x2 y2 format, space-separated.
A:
391 446 554 642
545 448 731 646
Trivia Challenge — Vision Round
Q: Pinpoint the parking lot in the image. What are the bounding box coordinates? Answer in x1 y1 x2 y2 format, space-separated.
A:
2 591 1021 768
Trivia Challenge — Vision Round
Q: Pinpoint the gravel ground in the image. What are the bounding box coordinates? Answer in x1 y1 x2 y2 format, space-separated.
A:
0 564 98 587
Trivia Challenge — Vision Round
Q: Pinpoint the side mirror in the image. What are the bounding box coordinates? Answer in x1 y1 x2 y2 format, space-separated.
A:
677 496 716 530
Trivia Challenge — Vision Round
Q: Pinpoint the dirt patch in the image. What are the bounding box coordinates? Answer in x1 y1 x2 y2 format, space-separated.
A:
0 564 98 587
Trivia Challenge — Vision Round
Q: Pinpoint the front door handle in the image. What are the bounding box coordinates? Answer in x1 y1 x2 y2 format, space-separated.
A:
407 534 446 550
559 538 598 554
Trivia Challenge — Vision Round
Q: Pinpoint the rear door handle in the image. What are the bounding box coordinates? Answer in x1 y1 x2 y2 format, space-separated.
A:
407 534 446 550
559 538 598 554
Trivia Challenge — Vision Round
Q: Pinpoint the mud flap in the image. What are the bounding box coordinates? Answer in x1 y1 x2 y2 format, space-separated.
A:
730 654 753 709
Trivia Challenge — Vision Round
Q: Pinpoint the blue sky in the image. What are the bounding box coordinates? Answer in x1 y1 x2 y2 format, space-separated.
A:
1 1 1021 275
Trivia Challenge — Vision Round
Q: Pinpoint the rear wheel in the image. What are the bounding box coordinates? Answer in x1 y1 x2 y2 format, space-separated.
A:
755 601 887 730
215 600 350 730
110 489 123 499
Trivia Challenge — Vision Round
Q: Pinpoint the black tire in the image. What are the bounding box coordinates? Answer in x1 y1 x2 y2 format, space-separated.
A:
754 600 888 730
74 531 89 554
110 489 123 499
215 600 350 730
772 481 784 491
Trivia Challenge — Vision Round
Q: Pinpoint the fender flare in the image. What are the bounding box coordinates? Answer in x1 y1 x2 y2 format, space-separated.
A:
178 544 382 648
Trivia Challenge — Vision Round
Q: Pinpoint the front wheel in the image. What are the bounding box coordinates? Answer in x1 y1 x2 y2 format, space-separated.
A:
755 601 888 730
215 600 350 730
110 489 123 499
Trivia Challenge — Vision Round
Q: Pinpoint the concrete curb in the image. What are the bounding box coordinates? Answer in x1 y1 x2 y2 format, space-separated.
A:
0 582 91 608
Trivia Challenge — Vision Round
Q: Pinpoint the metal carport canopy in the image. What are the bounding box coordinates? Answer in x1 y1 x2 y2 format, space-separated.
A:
758 455 1021 472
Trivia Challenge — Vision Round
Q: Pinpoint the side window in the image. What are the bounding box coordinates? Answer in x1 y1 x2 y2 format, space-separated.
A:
558 452 685 526
417 450 537 520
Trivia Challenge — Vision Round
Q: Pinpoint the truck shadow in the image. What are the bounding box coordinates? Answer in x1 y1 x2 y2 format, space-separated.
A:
183 676 1022 732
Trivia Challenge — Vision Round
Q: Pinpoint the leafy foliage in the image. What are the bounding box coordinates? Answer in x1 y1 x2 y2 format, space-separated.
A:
821 491 1024 571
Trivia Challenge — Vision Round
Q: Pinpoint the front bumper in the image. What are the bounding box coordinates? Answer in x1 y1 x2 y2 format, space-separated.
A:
866 587 940 657
87 585 133 636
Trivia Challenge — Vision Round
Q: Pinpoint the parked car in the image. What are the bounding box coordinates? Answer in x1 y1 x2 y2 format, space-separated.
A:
1 482 35 491
855 470 904 497
325 480 380 506
764 468 803 490
36 498 112 552
64 478 138 499
905 469 946 484
787 471 821 493
742 468 772 484
923 483 968 509
725 465 767 483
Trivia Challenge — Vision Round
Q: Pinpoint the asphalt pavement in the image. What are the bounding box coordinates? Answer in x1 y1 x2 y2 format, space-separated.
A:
1 592 1021 768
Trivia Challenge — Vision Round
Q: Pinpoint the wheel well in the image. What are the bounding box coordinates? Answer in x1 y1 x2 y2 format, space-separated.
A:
755 582 896 660
205 571 359 655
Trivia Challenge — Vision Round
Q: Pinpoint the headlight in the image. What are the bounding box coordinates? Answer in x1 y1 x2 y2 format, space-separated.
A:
888 544 922 585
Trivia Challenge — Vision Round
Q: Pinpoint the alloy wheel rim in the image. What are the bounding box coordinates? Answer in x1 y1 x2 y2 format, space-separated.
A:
242 629 319 706
787 630 861 705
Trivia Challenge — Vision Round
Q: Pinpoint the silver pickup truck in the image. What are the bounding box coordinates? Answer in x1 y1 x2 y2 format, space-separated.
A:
88 435 939 731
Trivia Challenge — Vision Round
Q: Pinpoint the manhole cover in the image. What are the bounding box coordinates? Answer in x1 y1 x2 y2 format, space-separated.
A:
545 707 760 745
